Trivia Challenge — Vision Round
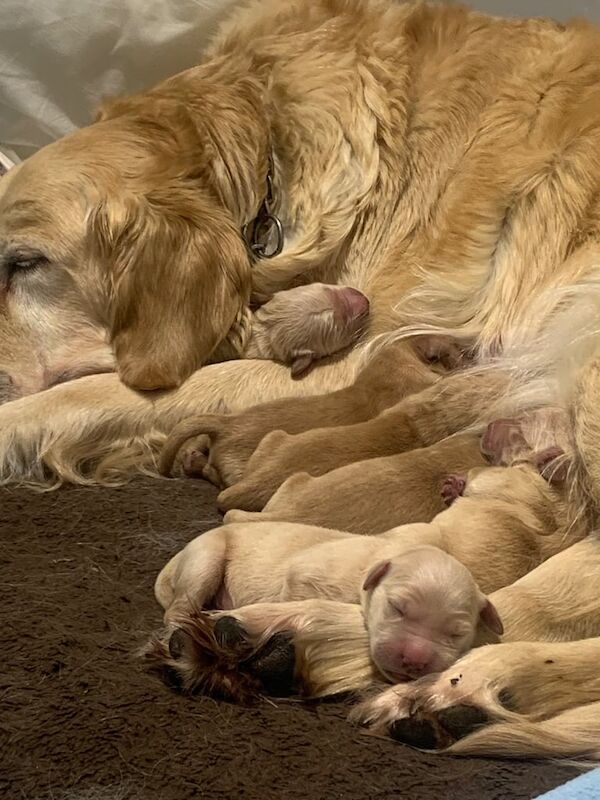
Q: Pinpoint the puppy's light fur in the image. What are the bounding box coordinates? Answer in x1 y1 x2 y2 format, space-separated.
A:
155 522 500 682
158 339 437 484
213 370 507 498
245 283 369 377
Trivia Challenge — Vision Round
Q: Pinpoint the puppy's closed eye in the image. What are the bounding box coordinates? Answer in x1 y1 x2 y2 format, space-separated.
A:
388 599 406 617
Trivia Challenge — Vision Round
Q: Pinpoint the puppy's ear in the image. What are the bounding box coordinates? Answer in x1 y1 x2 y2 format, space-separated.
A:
91 190 250 390
533 446 569 485
290 350 316 378
362 560 391 592
478 598 504 635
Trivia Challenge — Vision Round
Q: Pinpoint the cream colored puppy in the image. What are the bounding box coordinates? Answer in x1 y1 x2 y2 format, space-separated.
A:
155 522 502 682
245 283 369 377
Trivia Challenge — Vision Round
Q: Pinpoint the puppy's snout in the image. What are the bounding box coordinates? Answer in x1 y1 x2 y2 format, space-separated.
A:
399 639 434 674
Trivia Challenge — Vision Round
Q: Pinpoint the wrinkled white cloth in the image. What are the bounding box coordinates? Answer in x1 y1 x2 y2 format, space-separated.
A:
2 0 599 163
0 0 239 160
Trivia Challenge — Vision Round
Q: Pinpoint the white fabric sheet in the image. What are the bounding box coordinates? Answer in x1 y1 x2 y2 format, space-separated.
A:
0 0 239 161
1 0 599 163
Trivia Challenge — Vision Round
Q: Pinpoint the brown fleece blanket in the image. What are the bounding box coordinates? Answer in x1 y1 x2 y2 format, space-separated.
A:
1 478 578 799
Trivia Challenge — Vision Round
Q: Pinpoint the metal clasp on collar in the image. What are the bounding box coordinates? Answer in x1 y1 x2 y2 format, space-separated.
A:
242 157 284 259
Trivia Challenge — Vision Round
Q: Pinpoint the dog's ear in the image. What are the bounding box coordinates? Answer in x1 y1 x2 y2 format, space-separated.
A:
478 597 504 635
362 560 392 592
91 189 251 390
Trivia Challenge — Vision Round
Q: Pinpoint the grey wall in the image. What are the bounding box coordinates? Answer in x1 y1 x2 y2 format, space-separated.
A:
472 0 599 22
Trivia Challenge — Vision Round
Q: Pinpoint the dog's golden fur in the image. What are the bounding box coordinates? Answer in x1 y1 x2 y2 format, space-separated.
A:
3 0 600 760
1 1 600 486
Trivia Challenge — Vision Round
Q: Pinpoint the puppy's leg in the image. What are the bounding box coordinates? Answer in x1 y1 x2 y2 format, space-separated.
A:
155 528 228 623
223 371 508 507
159 342 436 485
480 418 528 465
219 468 314 514
221 509 271 524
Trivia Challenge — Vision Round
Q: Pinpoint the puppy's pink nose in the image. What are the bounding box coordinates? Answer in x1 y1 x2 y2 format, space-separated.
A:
400 640 433 673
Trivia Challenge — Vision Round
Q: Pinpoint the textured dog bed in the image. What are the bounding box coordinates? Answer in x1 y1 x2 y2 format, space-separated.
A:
1 478 579 799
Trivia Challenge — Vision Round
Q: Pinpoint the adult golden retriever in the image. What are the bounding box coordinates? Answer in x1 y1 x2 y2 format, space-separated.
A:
3 0 600 760
1 0 600 486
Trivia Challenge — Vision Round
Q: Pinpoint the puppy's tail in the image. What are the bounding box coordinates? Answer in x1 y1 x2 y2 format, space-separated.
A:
158 414 225 476
449 702 600 760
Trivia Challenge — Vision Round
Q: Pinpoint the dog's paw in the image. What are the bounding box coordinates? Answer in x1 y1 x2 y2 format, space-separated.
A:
350 682 416 732
351 649 520 749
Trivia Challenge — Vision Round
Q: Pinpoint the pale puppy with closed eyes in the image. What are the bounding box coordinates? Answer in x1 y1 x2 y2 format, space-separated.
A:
155 522 502 682
244 283 369 377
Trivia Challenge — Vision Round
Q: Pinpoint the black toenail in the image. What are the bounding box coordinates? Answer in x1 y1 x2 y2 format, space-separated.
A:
245 632 297 697
214 616 249 648
390 716 439 750
437 704 491 740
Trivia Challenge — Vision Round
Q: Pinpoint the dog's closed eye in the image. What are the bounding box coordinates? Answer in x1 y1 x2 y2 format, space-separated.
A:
3 250 49 282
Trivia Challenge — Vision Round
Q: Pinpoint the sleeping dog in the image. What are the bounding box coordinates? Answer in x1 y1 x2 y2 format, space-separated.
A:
155 521 502 686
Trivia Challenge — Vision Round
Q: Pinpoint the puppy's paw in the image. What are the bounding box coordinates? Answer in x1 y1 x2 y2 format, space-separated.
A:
440 473 466 506
182 447 208 477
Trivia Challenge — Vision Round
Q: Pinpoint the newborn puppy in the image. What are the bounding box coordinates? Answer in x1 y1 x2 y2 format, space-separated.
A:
155 521 501 681
245 283 369 377
226 446 582 596
210 370 506 496
158 339 439 483
218 432 487 519
362 547 500 681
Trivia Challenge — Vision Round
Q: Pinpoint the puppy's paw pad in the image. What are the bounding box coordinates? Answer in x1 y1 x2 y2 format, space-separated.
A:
440 473 466 506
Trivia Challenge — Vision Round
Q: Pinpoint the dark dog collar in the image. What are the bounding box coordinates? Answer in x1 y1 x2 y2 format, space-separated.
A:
242 154 284 259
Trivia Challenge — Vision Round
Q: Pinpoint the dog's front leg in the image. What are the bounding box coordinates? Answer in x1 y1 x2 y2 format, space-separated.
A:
215 599 377 698
144 599 377 701
352 637 600 757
